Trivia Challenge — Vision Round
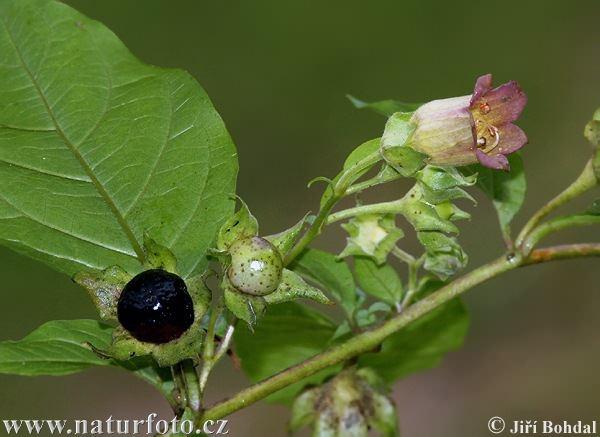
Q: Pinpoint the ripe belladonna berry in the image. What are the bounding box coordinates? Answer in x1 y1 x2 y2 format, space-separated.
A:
117 269 194 344
227 236 283 296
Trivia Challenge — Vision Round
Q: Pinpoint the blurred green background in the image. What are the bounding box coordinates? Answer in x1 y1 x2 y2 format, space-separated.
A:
1 0 599 435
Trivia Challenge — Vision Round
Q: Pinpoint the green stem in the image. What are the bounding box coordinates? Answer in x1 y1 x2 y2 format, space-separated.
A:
181 359 201 414
392 246 416 264
345 169 401 196
516 160 598 248
201 243 600 421
326 199 406 225
199 298 224 394
284 151 382 264
401 255 424 309
521 214 600 255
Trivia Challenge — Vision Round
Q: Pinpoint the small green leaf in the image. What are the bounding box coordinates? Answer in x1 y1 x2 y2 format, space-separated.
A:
359 280 469 383
264 269 331 305
216 198 258 251
347 95 422 117
0 0 238 278
234 302 340 403
354 257 403 305
469 153 526 241
0 320 113 375
292 249 357 315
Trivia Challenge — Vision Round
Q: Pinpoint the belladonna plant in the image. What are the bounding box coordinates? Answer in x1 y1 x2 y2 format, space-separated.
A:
0 1 600 436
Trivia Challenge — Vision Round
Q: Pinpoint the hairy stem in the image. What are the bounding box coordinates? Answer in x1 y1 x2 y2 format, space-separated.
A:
516 160 598 247
201 243 599 421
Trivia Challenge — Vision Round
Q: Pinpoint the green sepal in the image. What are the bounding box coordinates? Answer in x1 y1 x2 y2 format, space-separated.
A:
339 214 404 265
264 269 331 305
435 201 471 222
418 231 468 280
265 214 308 256
73 265 131 321
417 165 477 190
584 108 600 147
222 278 266 328
417 165 477 205
380 112 425 177
108 274 211 367
142 233 178 273
400 186 459 234
216 197 258 251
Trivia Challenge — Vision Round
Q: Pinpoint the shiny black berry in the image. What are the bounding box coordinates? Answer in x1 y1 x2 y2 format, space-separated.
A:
117 269 194 344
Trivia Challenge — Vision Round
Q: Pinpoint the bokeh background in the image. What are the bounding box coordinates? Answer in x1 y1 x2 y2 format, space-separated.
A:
1 0 599 435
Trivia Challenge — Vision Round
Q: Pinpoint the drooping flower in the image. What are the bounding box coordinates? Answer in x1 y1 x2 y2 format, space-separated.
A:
408 74 527 170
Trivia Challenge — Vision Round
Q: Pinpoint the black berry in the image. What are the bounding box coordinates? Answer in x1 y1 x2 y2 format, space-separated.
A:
117 269 194 344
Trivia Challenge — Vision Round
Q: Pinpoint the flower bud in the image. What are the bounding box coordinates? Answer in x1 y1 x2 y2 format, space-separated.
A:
409 74 527 171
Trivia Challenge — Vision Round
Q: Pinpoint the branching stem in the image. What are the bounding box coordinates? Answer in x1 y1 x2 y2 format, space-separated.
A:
284 151 382 265
516 160 598 248
201 243 600 421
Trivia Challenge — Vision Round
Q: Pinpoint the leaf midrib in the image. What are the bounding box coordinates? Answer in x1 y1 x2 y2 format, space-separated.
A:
1 16 145 262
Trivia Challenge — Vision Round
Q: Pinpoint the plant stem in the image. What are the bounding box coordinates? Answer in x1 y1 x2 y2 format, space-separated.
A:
181 360 201 414
521 214 600 255
284 151 382 264
201 243 600 421
345 169 401 196
326 199 406 225
198 297 225 394
392 246 416 264
516 160 598 248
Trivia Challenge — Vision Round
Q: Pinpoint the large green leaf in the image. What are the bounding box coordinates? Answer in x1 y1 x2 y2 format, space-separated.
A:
0 319 113 375
0 0 238 278
358 281 469 383
469 154 526 241
234 302 340 404
0 319 175 397
292 249 357 315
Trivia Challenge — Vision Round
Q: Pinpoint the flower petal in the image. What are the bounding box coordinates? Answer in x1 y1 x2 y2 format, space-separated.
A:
470 74 493 107
475 148 509 171
480 81 527 125
493 123 527 155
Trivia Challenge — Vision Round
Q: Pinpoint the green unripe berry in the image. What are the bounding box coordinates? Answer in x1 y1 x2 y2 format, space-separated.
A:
227 236 283 296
